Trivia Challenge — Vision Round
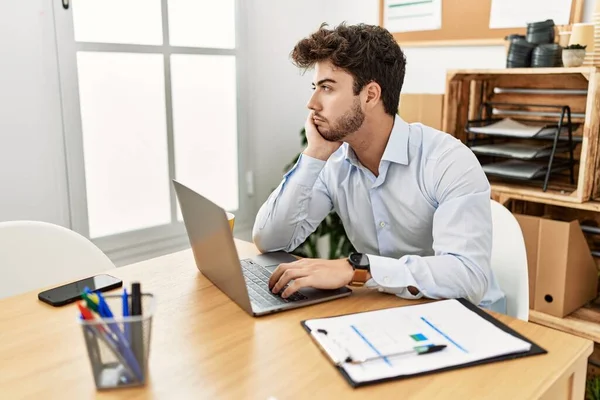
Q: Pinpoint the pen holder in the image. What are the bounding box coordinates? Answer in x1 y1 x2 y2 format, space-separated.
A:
79 293 155 390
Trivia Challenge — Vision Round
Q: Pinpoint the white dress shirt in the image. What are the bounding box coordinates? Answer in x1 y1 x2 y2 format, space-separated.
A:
252 115 506 312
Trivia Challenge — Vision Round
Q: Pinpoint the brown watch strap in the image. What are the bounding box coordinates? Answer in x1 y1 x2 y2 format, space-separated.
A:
350 268 369 286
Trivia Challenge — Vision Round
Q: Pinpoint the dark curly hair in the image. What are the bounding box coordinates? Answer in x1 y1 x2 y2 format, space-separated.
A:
291 22 406 117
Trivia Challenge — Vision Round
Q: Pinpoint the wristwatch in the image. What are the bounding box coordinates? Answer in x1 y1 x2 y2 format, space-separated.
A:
347 252 370 286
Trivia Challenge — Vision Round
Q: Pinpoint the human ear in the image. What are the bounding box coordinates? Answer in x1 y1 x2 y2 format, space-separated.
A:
363 81 381 108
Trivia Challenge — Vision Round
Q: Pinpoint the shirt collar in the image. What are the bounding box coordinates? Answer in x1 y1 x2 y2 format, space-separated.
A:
343 115 409 167
381 115 409 165
343 143 359 166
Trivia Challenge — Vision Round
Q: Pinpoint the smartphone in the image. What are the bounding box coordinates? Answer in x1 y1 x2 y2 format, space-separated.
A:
38 274 123 307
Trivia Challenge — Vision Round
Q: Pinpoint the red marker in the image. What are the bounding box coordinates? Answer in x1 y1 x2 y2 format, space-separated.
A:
77 302 94 320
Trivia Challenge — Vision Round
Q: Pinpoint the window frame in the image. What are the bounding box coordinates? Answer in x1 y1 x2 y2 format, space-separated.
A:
53 0 253 265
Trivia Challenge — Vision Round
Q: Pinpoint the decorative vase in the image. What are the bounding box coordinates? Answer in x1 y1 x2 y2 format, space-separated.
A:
562 49 586 67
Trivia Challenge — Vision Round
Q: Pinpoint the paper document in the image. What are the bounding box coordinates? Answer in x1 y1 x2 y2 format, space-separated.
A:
384 0 442 33
305 299 532 384
489 0 571 29
469 118 565 138
471 142 572 159
483 159 569 180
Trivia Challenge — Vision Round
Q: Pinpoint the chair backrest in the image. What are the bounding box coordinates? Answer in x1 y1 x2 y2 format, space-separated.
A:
490 200 529 321
0 221 115 299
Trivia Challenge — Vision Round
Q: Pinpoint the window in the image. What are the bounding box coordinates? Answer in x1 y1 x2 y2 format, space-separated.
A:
54 0 249 265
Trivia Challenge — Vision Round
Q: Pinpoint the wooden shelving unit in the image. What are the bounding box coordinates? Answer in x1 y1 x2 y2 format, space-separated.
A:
529 307 600 344
444 67 600 203
492 191 600 212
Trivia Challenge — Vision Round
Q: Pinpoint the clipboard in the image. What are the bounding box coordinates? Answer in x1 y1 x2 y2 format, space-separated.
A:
301 298 547 388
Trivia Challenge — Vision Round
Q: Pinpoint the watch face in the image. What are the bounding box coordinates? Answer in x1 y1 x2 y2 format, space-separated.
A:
350 253 369 268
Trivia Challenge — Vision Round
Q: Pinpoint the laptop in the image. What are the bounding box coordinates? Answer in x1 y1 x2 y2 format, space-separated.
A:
173 180 352 317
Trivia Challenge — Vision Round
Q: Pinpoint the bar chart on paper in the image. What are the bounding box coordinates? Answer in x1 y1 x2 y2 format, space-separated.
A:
339 317 446 366
304 300 532 384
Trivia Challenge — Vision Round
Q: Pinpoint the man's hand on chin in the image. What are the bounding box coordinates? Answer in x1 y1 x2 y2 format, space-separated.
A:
268 258 355 298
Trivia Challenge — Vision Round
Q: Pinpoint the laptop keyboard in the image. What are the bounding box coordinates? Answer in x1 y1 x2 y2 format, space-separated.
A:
240 259 308 308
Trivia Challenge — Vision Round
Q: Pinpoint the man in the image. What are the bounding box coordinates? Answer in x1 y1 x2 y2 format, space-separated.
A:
252 23 505 312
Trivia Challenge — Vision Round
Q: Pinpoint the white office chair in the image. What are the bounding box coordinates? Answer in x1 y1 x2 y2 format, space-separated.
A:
0 221 115 299
490 200 529 321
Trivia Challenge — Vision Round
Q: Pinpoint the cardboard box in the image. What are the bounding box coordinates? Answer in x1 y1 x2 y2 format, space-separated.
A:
398 94 444 131
515 214 598 317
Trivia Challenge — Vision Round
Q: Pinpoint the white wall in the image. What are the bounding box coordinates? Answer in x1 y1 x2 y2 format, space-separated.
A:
246 0 328 207
0 1 70 227
402 46 506 93
322 0 379 26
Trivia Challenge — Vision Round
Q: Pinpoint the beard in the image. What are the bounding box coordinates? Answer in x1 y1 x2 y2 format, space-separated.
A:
317 98 365 142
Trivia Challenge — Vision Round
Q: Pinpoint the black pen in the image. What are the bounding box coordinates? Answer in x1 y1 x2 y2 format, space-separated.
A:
346 344 447 364
130 282 145 379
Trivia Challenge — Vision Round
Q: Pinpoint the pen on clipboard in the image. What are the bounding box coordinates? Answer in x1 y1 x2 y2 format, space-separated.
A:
311 328 446 365
346 344 447 364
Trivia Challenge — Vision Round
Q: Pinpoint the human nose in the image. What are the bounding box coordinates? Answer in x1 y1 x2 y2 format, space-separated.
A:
307 91 321 112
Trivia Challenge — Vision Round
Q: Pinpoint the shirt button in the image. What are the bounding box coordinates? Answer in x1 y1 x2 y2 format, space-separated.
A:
378 288 384 292
379 221 386 228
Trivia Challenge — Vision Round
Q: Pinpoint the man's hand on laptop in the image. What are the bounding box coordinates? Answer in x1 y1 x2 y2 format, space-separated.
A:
268 258 355 298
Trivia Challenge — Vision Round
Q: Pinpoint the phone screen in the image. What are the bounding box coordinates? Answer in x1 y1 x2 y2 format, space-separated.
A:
38 274 123 306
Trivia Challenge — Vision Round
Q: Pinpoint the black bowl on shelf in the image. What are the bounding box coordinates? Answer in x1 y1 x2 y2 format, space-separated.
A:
506 37 537 68
526 19 555 45
531 43 562 67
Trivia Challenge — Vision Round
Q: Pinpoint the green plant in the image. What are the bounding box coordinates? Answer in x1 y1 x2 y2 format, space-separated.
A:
564 44 587 50
283 127 355 259
588 375 600 400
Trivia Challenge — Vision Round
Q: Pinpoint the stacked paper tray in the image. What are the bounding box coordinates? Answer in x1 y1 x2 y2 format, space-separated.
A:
470 142 573 160
467 118 572 138
482 159 570 180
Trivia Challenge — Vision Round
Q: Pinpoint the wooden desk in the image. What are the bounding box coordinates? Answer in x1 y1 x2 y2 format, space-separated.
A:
0 240 593 399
